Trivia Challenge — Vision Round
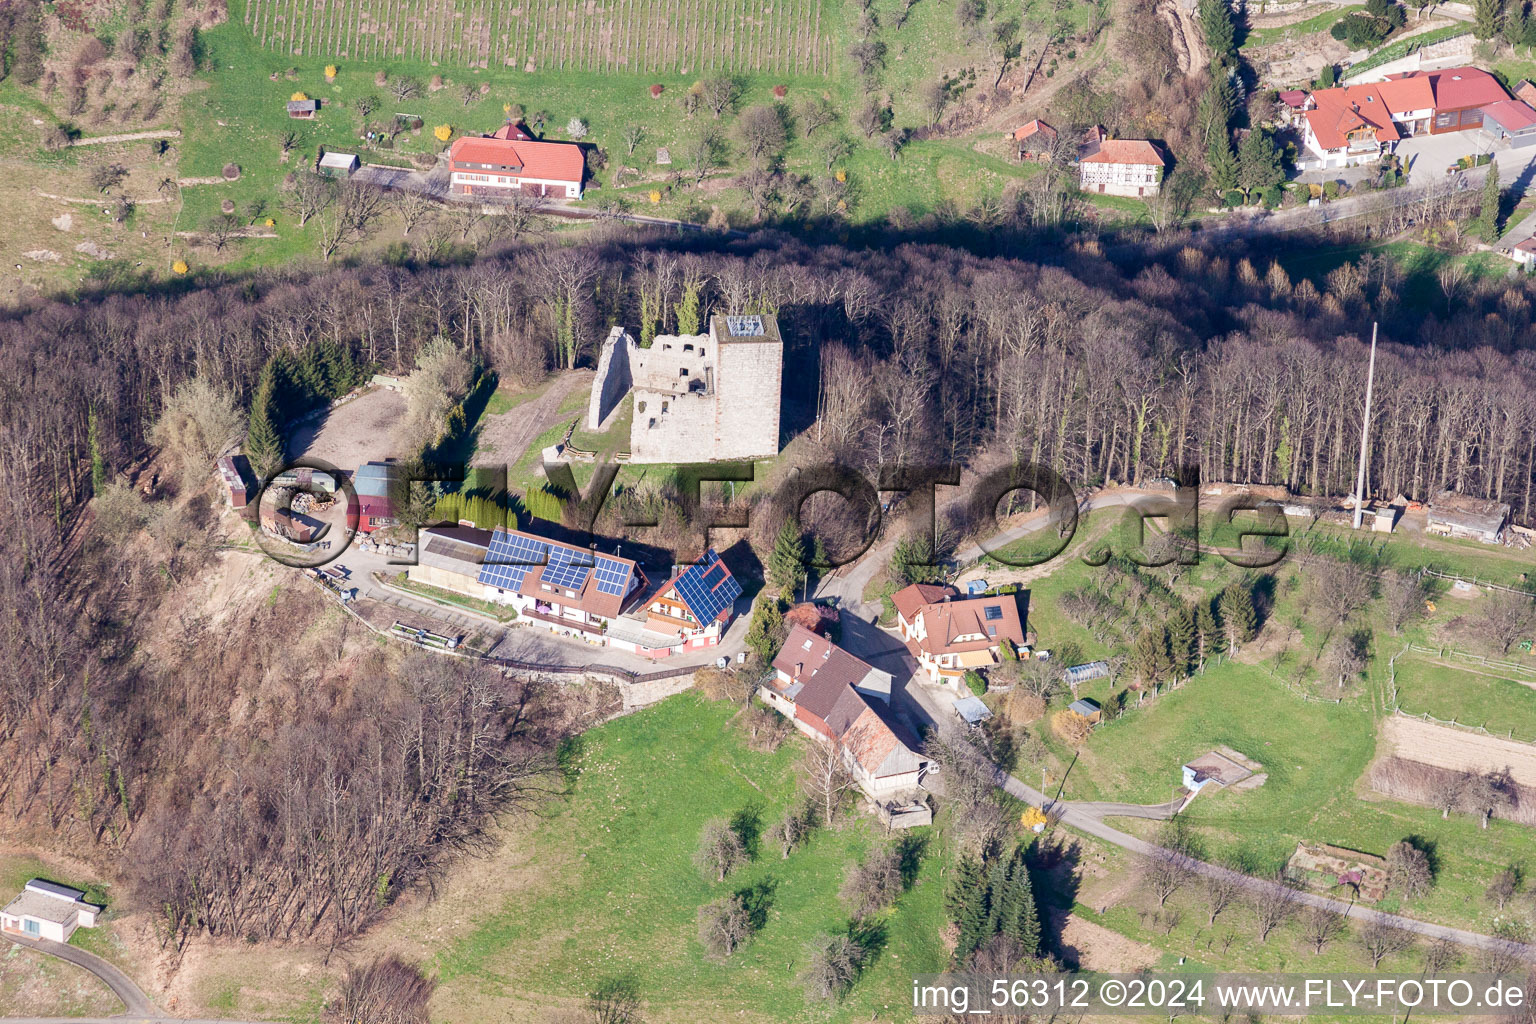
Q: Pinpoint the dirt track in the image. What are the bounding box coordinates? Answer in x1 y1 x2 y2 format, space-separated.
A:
1381 713 1536 787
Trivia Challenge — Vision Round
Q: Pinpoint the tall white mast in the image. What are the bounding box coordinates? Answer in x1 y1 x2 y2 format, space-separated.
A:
1352 322 1379 531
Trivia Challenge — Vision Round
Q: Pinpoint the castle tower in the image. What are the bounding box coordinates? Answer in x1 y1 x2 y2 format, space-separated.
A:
709 314 783 461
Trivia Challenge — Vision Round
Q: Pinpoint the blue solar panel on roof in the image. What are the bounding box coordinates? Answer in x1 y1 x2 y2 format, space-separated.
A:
671 550 739 623
593 556 631 596
477 530 549 591
542 545 592 590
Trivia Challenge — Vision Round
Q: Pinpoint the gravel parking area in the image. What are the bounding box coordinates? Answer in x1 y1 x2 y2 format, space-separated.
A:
286 387 406 469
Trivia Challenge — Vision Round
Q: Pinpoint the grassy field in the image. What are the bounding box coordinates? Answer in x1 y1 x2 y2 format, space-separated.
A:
388 571 521 620
427 692 948 1022
1241 4 1364 49
1392 654 1536 741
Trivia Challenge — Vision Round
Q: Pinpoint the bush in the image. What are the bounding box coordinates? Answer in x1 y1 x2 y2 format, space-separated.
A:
1262 183 1286 208
1223 189 1246 207
963 670 987 696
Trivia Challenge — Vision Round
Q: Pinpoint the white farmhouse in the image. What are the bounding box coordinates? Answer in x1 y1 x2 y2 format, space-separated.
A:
1078 139 1165 197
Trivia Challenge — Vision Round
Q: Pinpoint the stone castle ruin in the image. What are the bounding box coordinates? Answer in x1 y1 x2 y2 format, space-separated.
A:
586 314 784 464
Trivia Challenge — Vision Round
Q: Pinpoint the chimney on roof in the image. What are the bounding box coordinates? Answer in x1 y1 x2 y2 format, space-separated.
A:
795 662 803 678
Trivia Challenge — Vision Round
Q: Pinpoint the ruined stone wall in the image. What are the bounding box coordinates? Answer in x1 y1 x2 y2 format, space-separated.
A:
586 327 635 430
629 387 718 463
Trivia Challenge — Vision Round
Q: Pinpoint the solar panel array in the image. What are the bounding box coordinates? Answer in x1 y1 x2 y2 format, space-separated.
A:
672 550 742 624
477 530 549 591
593 556 632 596
725 314 764 336
543 545 593 591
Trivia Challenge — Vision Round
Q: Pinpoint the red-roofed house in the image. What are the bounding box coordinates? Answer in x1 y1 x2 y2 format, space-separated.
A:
1301 84 1404 167
763 626 927 799
1302 67 1511 167
1010 118 1058 160
1078 138 1166 196
1516 80 1536 108
891 584 1028 689
1508 236 1536 270
448 131 585 199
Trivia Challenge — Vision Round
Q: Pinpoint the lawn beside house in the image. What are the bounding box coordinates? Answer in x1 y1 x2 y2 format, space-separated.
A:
426 692 947 1023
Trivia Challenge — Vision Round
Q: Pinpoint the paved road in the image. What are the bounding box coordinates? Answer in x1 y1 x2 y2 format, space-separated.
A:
3 934 156 1016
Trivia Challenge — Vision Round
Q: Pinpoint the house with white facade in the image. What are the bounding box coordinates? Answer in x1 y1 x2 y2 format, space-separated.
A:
1 880 100 943
762 625 928 800
408 524 648 644
893 583 1028 689
1300 67 1512 168
1078 138 1165 197
447 122 584 199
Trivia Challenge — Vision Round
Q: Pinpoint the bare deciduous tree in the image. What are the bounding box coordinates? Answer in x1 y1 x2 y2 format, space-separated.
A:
798 932 863 1001
329 955 434 1024
1200 871 1242 925
1250 879 1297 941
701 76 739 118
1357 914 1415 968
800 737 858 825
696 893 752 957
148 377 245 488
1300 904 1347 954
693 817 746 881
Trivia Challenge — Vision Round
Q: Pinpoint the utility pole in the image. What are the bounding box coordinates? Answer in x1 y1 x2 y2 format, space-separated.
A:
1352 322 1379 531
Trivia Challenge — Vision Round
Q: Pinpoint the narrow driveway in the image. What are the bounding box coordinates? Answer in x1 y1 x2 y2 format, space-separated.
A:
3 933 156 1016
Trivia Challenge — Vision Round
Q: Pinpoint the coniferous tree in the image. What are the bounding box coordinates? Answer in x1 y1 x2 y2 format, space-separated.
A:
1194 601 1220 669
766 515 807 601
1131 625 1170 687
9 0 43 85
87 407 107 496
245 366 285 479
947 856 989 961
1237 127 1286 199
994 846 1041 954
1197 0 1238 64
1166 606 1196 679
1218 582 1258 653
1208 133 1239 195
745 597 786 662
1473 0 1503 39
1481 158 1503 241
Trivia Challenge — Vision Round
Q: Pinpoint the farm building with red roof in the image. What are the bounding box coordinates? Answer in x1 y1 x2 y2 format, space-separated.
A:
1077 137 1165 197
448 128 585 199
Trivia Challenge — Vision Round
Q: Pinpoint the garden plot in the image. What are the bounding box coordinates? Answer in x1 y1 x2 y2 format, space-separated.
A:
1379 714 1536 787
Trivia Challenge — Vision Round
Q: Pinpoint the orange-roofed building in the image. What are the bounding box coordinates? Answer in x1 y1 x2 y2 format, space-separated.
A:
1301 83 1404 168
891 583 1028 689
448 130 585 199
1077 137 1165 197
1301 66 1511 168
